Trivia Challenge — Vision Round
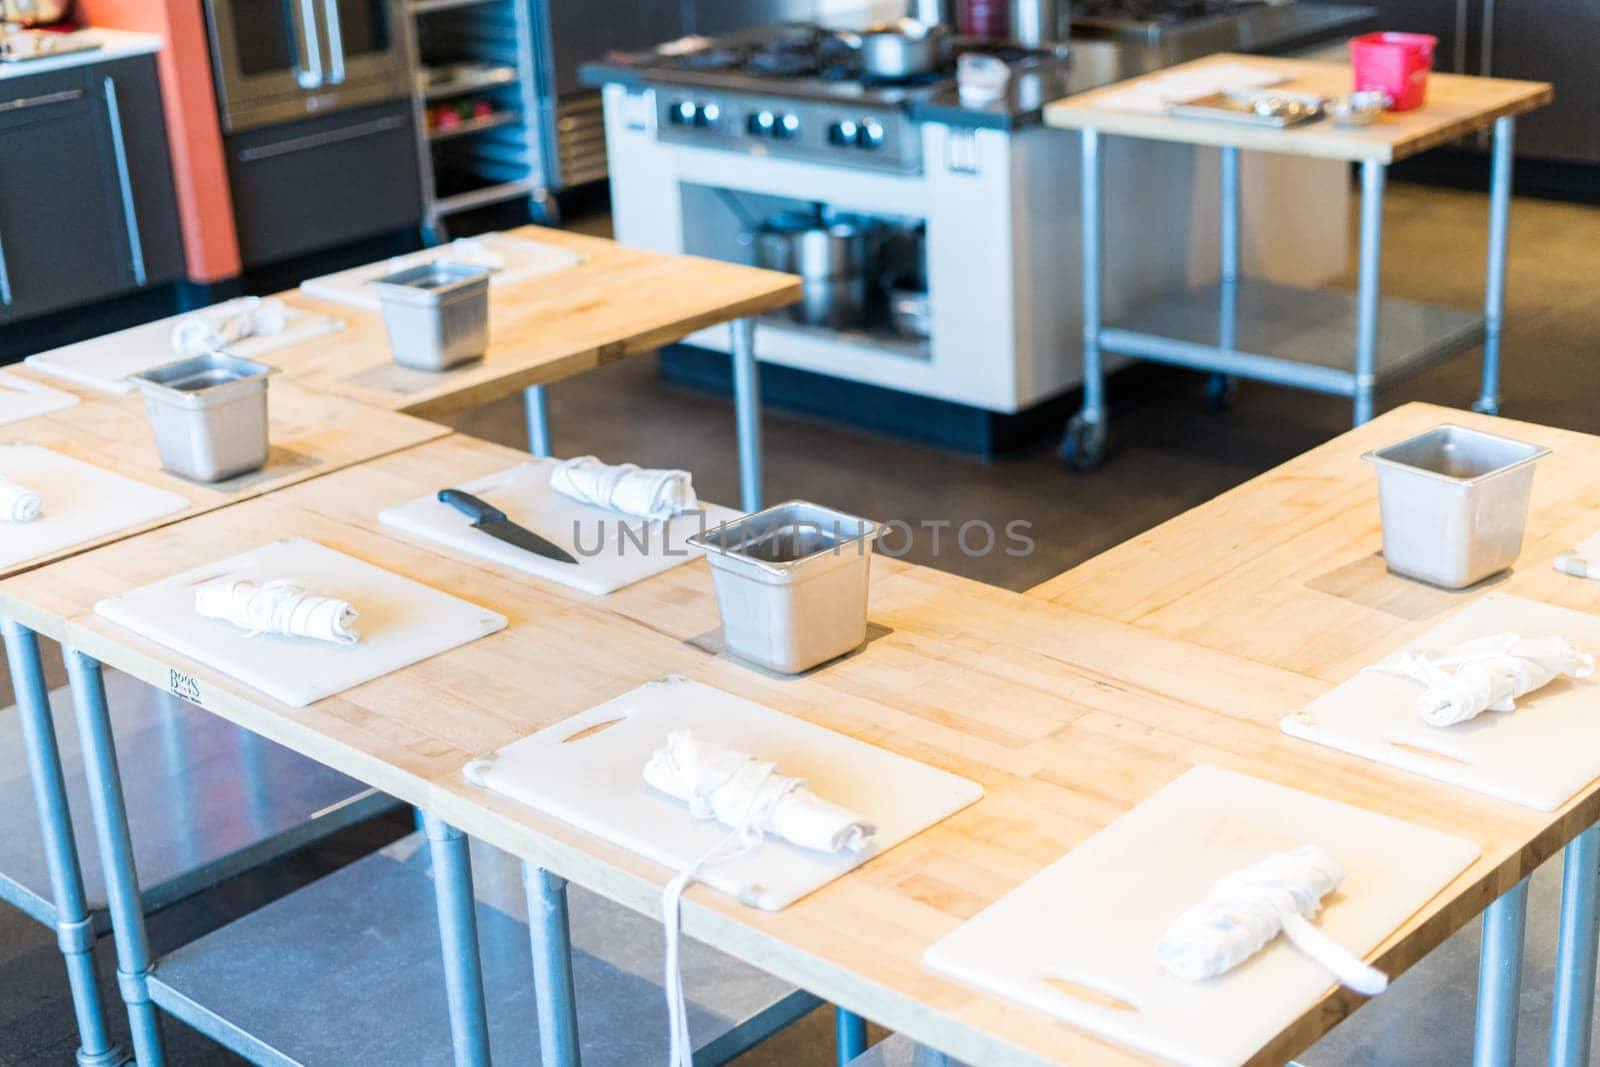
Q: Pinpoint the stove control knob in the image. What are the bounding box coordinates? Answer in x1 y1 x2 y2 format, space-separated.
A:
669 100 697 126
828 119 859 146
748 109 776 136
695 102 721 128
857 119 886 149
774 113 802 140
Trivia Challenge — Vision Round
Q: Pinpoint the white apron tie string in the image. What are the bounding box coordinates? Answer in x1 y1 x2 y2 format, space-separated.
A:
645 731 874 1067
194 577 360 645
1157 845 1387 995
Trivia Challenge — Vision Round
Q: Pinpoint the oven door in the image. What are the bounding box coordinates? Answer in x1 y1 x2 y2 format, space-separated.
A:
205 0 410 132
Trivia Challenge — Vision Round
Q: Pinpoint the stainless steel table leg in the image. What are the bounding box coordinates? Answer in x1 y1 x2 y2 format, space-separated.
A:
836 1007 868 1063
2 621 121 1067
730 316 763 513
1474 115 1515 417
522 863 581 1067
1063 126 1107 471
1475 876 1529 1067
423 813 492 1067
1353 158 1385 427
525 385 552 457
64 647 165 1067
1549 825 1600 1067
1211 145 1241 412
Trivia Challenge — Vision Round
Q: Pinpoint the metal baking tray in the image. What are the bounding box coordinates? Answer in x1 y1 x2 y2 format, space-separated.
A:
1168 91 1325 129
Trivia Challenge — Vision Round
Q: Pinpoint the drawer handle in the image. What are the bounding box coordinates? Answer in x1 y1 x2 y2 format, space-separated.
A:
237 115 406 163
0 217 12 306
0 87 84 114
102 77 147 287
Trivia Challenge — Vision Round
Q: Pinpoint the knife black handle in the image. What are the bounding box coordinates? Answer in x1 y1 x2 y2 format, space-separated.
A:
438 489 506 525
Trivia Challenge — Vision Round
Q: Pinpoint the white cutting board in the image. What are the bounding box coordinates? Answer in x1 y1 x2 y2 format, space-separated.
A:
93 537 507 708
0 444 189 571
0 372 78 426
378 460 740 596
298 233 585 311
1283 594 1600 811
25 299 345 395
923 765 1478 1067
464 676 984 910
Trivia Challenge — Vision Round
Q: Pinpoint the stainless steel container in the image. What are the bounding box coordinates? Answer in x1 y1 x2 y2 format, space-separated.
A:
1363 424 1550 589
369 262 491 371
134 354 274 482
687 501 880 674
1008 0 1066 45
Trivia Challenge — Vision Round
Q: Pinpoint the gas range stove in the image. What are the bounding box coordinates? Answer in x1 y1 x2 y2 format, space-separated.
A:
592 23 1071 174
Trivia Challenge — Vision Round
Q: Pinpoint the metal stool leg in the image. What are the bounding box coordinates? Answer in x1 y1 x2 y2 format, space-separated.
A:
3 621 121 1067
836 1007 867 1064
423 814 492 1067
730 317 763 513
1474 115 1515 417
1474 876 1530 1067
525 385 552 457
64 647 164 1067
1063 126 1107 471
1353 158 1385 427
1549 825 1600 1067
523 863 581 1067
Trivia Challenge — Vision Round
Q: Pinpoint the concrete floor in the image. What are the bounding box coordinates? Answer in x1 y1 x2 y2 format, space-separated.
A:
3 180 1600 1065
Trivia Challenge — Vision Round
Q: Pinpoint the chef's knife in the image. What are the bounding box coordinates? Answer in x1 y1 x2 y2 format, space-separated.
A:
438 489 578 565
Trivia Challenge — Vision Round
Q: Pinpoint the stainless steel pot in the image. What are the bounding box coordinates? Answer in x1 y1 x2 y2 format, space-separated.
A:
1008 0 1067 45
1 0 71 27
837 19 952 81
754 212 878 330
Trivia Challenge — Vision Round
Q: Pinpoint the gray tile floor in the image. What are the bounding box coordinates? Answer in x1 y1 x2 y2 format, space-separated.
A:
3 181 1599 1064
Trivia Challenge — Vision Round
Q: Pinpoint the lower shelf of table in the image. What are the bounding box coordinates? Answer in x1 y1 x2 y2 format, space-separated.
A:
1100 280 1486 395
148 832 820 1066
0 671 397 929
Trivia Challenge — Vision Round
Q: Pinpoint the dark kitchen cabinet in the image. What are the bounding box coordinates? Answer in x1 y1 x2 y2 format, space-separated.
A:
1484 0 1600 163
1361 0 1467 72
1363 0 1600 163
224 98 422 267
0 55 183 325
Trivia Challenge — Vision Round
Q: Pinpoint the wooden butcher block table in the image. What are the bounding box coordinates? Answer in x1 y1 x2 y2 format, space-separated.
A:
1030 401 1600 1067
1027 402 1600 679
277 226 800 514
5 431 1589 1067
276 228 799 422
1 373 447 583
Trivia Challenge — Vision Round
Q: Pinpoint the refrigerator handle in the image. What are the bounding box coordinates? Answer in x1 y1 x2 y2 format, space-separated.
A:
290 0 324 89
321 0 347 86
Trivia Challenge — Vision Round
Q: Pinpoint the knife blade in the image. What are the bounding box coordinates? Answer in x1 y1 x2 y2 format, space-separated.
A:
438 488 578 565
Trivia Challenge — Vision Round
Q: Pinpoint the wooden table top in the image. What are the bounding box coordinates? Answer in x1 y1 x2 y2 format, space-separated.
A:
0 374 446 589
1027 402 1600 684
3 429 1591 1066
271 227 801 421
1044 55 1552 164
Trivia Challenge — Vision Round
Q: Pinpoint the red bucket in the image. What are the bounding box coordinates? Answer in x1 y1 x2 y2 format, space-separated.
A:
1350 32 1437 111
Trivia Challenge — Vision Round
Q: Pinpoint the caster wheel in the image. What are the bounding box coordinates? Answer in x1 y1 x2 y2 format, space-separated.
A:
1060 415 1108 472
1205 373 1238 412
1471 396 1500 416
